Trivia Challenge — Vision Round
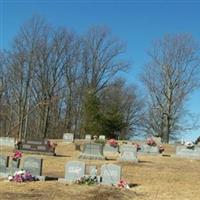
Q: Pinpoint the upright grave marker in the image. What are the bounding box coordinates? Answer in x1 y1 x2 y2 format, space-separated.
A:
101 164 121 185
0 155 9 177
0 137 15 147
65 161 85 183
138 144 159 155
176 146 200 159
17 139 56 155
85 134 92 141
119 145 138 162
63 133 74 143
23 157 43 177
79 143 105 160
99 135 106 140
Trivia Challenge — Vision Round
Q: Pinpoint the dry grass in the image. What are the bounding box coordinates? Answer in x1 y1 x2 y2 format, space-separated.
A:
0 142 200 200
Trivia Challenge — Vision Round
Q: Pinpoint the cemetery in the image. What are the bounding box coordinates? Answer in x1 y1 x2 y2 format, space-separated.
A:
1 3 200 200
0 137 200 200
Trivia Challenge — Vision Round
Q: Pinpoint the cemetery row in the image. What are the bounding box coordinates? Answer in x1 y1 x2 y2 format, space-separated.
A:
1 133 200 160
0 154 122 186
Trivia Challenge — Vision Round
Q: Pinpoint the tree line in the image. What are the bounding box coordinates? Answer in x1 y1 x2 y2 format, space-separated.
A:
0 16 199 143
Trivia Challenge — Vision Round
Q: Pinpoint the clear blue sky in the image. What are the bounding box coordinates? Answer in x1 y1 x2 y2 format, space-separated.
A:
1 0 200 141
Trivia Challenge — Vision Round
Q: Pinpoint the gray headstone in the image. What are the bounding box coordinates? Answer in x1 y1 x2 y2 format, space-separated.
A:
138 144 159 155
0 155 9 177
103 144 119 153
119 145 138 162
176 146 200 159
79 143 105 160
99 135 106 140
9 159 21 175
23 157 43 176
85 134 92 140
101 164 121 185
88 166 97 177
63 133 74 143
65 161 85 183
0 137 15 147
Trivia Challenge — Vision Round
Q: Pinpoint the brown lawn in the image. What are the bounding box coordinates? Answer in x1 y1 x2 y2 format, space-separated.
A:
0 141 200 200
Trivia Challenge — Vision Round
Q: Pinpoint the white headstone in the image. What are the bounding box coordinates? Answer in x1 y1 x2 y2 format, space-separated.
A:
63 133 74 143
99 135 106 140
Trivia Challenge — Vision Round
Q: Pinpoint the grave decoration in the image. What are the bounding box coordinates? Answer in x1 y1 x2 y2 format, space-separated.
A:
8 169 38 182
75 176 98 185
117 179 130 189
9 150 22 174
108 139 118 147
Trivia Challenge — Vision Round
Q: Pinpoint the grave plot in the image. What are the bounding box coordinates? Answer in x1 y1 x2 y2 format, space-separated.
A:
16 139 56 156
79 143 105 160
176 146 200 159
118 145 138 163
85 134 92 141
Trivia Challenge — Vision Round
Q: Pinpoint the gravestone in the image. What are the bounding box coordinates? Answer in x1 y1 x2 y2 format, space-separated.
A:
101 164 121 185
63 133 74 143
99 135 106 140
79 143 105 160
17 139 55 155
9 159 21 175
119 145 138 162
23 157 43 176
138 144 159 155
88 166 97 177
0 155 9 177
103 144 119 153
85 134 92 141
0 137 15 147
176 146 200 159
64 161 85 183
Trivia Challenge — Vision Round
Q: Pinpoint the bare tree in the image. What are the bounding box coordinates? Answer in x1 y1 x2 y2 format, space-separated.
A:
141 34 200 143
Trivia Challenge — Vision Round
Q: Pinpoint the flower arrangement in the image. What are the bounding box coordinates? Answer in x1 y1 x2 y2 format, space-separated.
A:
185 141 195 149
8 170 37 182
108 139 118 148
159 145 165 153
47 140 57 149
117 180 130 189
76 176 98 185
146 137 156 146
12 150 22 161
